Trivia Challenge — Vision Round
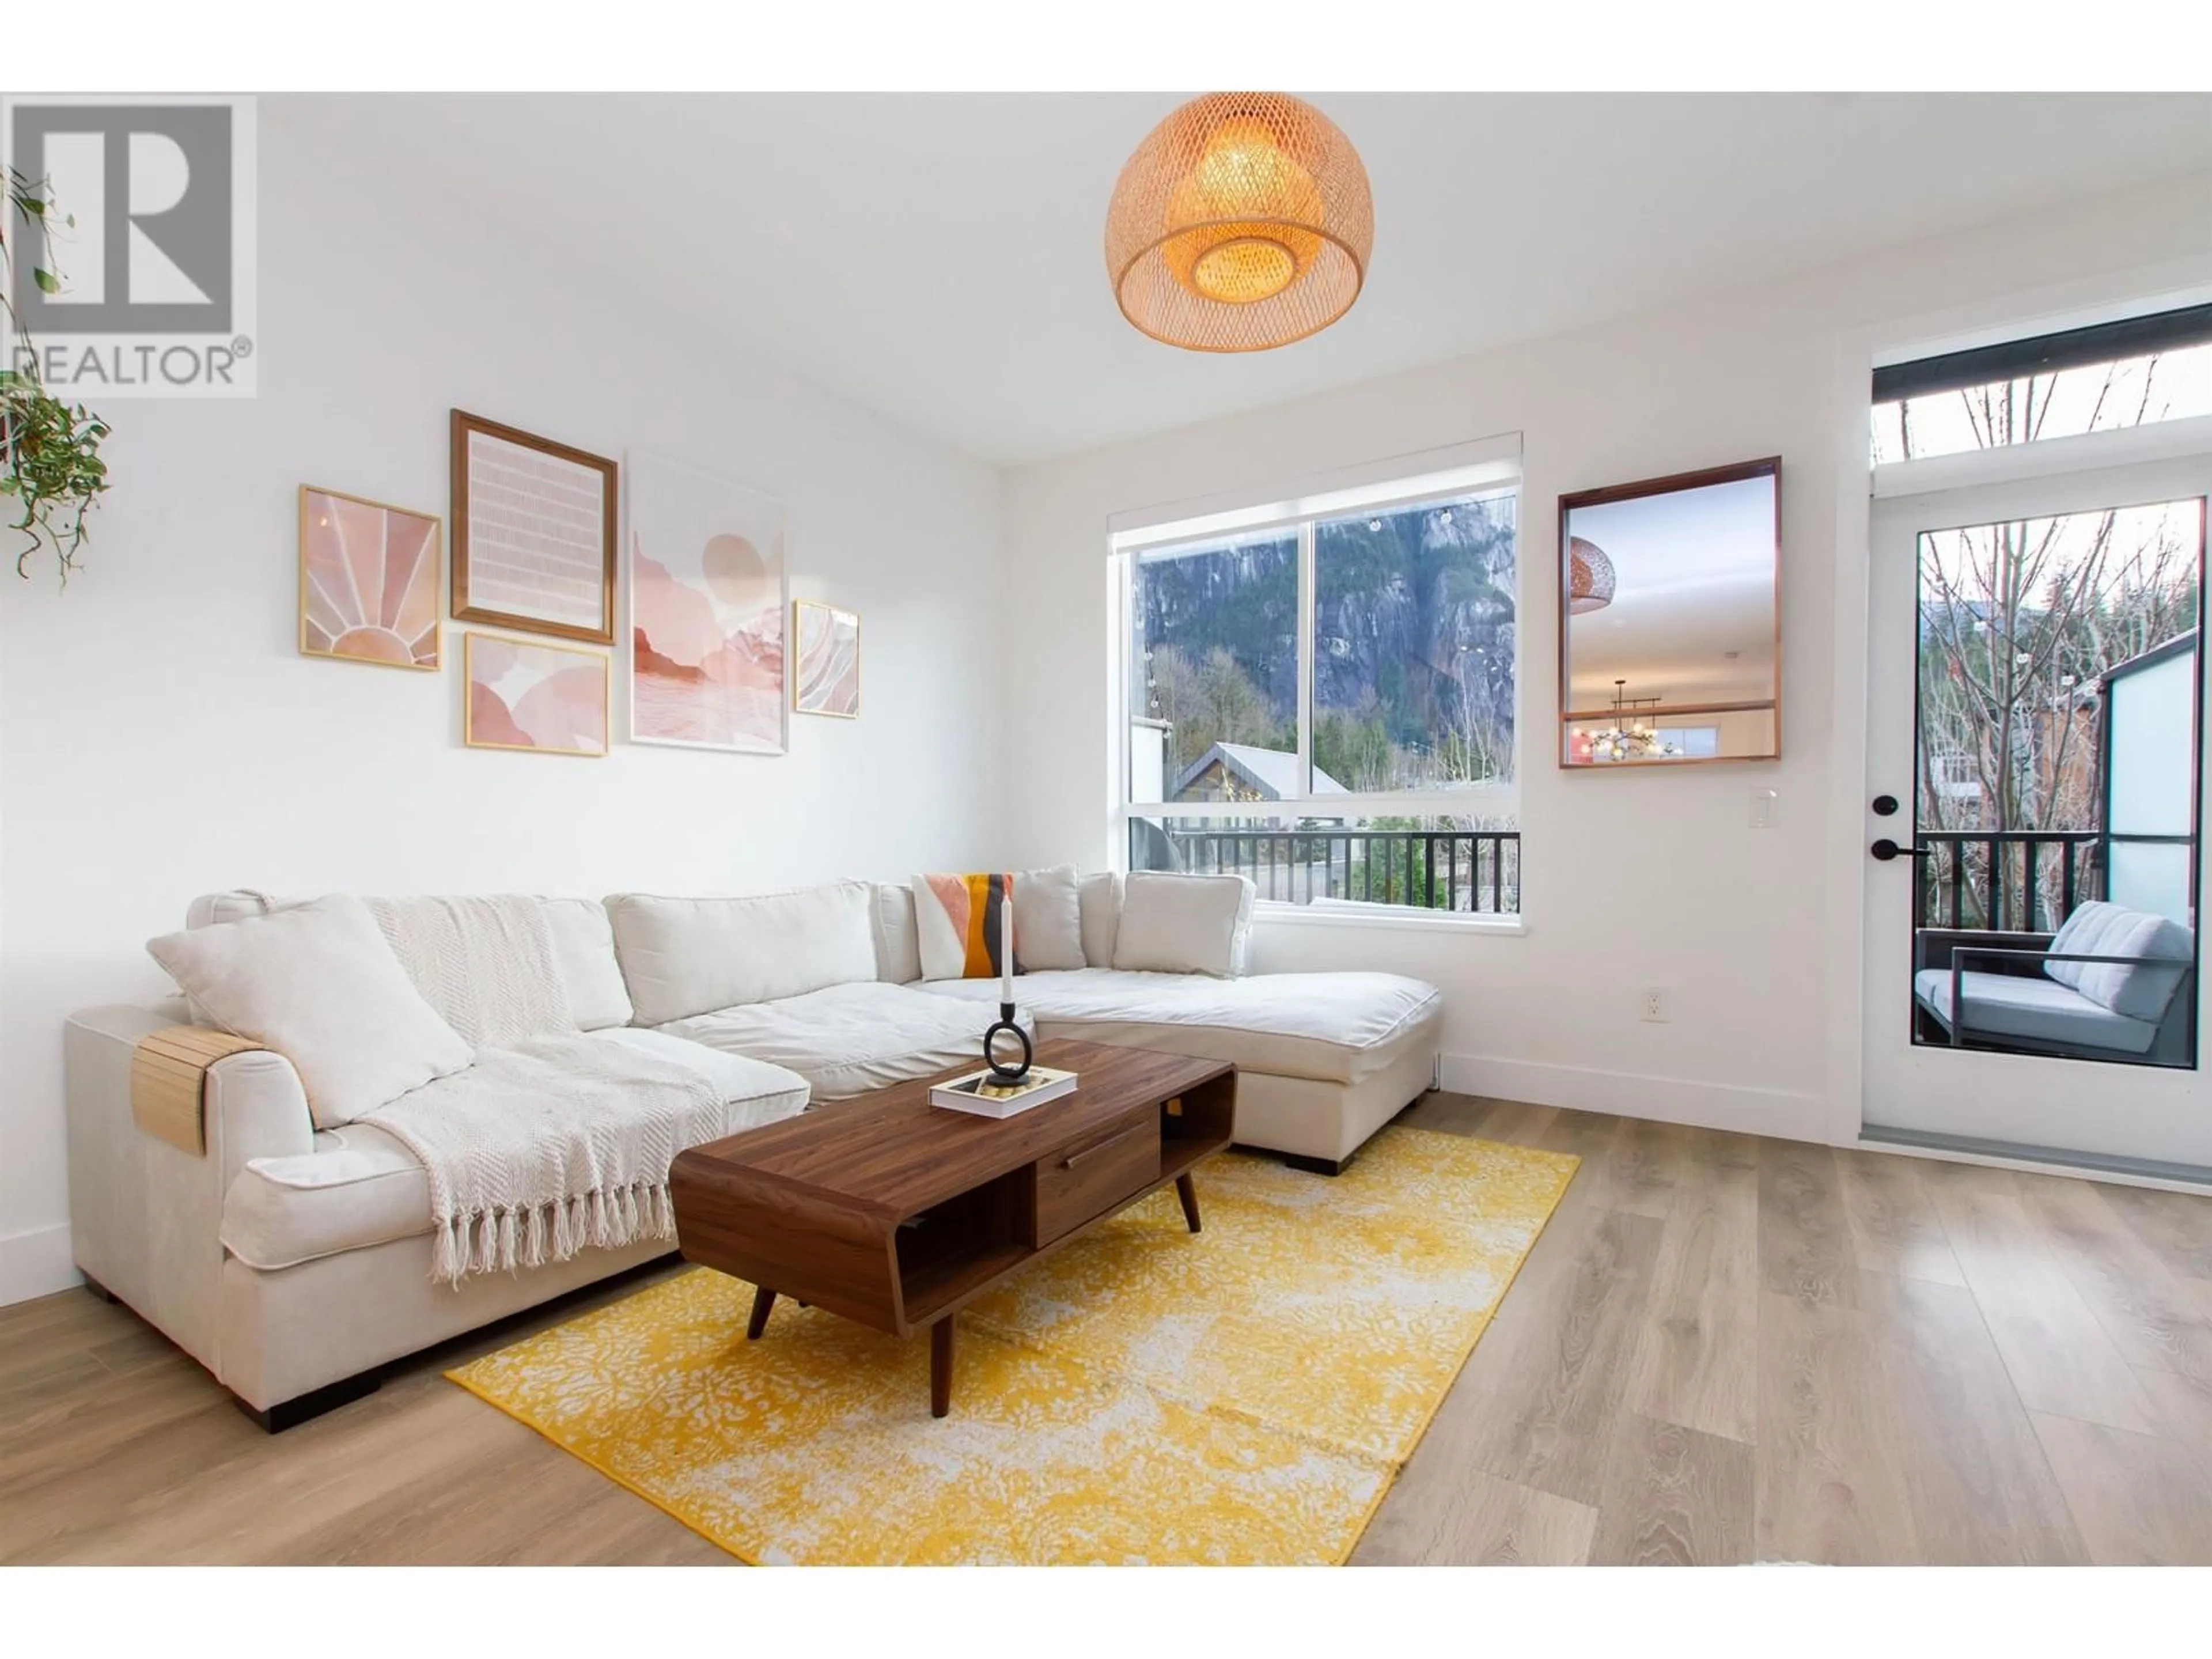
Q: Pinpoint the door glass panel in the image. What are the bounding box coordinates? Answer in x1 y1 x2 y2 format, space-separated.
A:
1910 498 2203 1067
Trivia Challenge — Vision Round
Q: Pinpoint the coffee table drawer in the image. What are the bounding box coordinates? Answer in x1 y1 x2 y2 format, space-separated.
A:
1033 1107 1160 1245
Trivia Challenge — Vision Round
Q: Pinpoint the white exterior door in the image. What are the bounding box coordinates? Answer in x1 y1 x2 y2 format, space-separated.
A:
1861 449 2212 1173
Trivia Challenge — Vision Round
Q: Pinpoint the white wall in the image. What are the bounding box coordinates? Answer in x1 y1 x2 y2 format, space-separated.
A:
1002 172 2212 1146
0 112 1006 1301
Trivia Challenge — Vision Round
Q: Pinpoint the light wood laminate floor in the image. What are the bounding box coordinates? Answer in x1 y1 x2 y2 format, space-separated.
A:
5 1094 2211 1565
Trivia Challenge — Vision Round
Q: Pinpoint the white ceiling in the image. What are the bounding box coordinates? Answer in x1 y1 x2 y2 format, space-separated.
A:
274 93 2212 467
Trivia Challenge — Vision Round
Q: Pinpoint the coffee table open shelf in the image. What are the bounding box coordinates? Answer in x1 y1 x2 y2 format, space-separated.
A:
669 1041 1236 1416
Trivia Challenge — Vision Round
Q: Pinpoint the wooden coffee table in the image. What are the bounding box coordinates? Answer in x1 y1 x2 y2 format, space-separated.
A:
668 1040 1236 1416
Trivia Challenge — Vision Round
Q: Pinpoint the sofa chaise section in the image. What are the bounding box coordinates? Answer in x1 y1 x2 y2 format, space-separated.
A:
918 967 1442 1170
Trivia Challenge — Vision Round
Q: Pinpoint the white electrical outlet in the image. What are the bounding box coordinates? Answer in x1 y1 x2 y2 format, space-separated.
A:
1749 789 1778 830
1641 987 1669 1022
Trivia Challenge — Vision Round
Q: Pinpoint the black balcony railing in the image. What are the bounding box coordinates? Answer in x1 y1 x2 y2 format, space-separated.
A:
1153 827 1521 914
1912 831 2103 933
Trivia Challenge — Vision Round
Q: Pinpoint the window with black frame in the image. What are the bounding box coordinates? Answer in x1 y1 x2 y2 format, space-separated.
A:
1119 482 1521 916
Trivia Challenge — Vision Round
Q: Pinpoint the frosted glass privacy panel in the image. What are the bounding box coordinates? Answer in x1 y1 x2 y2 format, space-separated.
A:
1559 459 1781 768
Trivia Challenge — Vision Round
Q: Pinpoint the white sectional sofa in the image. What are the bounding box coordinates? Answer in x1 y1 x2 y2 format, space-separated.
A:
63 873 1441 1427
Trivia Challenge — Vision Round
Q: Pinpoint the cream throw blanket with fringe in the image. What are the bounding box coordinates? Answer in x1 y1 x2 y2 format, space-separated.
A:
364 1033 724 1285
358 895 719 1286
366 895 571 1048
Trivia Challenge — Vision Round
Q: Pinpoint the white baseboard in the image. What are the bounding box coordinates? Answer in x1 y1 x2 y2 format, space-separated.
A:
0 1224 80 1307
1438 1054 1825 1143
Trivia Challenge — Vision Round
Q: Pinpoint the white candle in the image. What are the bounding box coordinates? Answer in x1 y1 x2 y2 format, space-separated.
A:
1000 890 1014 1006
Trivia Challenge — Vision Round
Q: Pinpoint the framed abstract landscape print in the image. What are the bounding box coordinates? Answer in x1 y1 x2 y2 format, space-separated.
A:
793 600 861 718
463 632 609 757
298 486 443 670
450 410 619 645
627 448 788 755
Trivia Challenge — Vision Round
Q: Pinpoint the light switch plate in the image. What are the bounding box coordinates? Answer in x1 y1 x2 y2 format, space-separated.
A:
1749 789 1778 830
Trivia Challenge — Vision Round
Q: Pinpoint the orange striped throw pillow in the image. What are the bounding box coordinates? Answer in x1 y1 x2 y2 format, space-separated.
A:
911 872 1018 983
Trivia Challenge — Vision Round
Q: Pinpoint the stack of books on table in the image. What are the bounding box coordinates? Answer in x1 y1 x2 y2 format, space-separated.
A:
930 1066 1078 1118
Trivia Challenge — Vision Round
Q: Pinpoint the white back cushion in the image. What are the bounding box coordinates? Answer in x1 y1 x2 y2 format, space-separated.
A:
149 895 474 1129
871 882 924 984
540 898 635 1030
1079 872 1122 968
1112 872 1255 978
606 882 878 1025
188 891 633 1032
1014 864 1086 971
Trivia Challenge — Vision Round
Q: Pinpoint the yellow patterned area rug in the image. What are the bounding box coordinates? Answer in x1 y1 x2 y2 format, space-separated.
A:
448 1126 1578 1565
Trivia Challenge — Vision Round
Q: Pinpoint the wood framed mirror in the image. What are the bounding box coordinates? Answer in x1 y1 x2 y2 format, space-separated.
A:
1558 457 1781 768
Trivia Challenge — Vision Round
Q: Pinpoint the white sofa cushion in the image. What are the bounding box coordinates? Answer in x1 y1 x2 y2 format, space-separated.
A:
871 881 923 984
1014 864 1086 971
1079 871 1122 967
149 895 474 1130
1111 872 1255 978
186 891 634 1033
541 898 635 1029
219 1029 809 1270
607 882 877 1027
918 968 1441 1085
658 979 1025 1100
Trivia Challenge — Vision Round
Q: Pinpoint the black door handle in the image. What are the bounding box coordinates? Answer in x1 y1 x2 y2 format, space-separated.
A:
1870 838 1931 862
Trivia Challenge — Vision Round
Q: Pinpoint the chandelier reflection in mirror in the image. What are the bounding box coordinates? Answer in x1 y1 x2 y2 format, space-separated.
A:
1585 680 1681 762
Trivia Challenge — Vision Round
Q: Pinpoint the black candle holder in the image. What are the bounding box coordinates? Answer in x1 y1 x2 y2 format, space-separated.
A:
982 1001 1032 1084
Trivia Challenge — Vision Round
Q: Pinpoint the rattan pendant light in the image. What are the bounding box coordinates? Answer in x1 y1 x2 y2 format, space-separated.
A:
1105 92 1373 353
1568 536 1616 613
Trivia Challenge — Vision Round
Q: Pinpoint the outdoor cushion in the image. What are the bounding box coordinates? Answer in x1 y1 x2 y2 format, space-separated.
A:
1912 968 2158 1056
219 1029 808 1270
2042 901 2193 1021
918 968 1442 1085
606 882 877 1026
657 980 1027 1100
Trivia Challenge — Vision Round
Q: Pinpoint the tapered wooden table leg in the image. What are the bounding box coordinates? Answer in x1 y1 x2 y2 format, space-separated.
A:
1175 1172 1202 1233
930 1317 955 1418
746 1285 776 1339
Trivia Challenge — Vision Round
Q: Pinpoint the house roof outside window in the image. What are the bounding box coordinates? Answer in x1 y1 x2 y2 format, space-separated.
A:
1172 742 1349 802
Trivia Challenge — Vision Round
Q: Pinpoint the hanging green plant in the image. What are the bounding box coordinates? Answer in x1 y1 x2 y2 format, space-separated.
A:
2 167 111 585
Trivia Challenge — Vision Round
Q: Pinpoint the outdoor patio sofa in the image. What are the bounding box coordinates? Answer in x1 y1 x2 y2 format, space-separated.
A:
1912 898 2196 1063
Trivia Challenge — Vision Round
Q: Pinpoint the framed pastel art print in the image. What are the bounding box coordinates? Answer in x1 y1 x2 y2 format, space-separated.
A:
793 600 861 718
627 448 788 754
450 410 619 645
463 632 610 758
298 486 442 669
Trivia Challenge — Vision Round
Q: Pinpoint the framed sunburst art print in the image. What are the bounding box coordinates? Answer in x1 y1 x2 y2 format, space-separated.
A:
298 485 444 670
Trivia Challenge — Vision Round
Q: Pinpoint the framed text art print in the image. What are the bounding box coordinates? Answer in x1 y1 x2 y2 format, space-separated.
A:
450 409 619 645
